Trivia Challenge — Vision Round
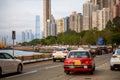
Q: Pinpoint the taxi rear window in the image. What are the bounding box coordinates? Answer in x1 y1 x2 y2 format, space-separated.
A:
68 51 90 58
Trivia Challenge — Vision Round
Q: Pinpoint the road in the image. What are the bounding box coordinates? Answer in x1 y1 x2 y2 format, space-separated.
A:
1 53 120 80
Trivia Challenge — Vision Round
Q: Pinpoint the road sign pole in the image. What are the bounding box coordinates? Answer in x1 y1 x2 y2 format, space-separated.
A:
13 39 14 56
12 31 16 56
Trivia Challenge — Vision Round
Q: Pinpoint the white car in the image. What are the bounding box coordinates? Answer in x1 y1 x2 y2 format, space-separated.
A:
110 48 120 70
0 52 23 76
52 47 69 62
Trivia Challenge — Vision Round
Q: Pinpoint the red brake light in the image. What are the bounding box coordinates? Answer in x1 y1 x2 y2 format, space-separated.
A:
63 51 68 53
83 60 92 64
64 60 74 65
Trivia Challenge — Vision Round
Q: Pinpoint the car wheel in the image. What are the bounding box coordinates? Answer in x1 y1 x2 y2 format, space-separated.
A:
110 66 115 70
65 71 70 75
53 59 56 62
93 65 95 71
17 64 23 73
60 59 64 62
89 71 93 75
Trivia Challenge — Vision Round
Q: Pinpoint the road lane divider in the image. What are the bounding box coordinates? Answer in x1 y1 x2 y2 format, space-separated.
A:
45 64 62 69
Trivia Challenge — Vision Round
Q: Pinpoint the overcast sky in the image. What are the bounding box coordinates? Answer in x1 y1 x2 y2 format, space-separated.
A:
0 0 89 42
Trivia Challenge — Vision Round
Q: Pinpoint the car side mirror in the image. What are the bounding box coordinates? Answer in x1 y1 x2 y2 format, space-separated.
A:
13 56 17 59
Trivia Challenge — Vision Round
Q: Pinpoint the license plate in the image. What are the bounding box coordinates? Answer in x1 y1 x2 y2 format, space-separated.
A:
56 56 62 58
84 66 88 69
74 60 81 65
69 66 75 69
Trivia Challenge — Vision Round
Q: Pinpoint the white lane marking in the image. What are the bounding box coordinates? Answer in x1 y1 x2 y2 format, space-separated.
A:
45 64 62 69
7 70 37 79
7 64 62 79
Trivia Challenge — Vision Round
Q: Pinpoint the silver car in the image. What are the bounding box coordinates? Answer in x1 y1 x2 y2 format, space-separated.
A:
110 48 120 70
0 52 23 76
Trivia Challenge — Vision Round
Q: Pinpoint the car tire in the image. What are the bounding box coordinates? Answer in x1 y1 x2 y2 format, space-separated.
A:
53 59 56 62
93 66 95 71
65 71 70 75
60 59 64 62
110 66 115 70
89 71 94 75
17 64 23 73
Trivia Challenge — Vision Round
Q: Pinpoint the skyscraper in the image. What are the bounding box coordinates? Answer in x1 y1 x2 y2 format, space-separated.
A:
43 0 51 38
35 15 40 39
83 1 98 30
22 31 25 42
47 15 57 36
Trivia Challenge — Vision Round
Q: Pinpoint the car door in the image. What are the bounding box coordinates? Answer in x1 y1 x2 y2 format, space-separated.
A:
3 53 18 73
0 53 8 74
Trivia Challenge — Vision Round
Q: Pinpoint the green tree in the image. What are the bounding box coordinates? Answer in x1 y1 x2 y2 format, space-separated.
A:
106 20 113 29
113 16 120 27
82 31 96 45
111 33 120 45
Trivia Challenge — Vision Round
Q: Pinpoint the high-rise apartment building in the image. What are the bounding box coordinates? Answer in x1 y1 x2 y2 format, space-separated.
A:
43 0 51 38
69 12 77 31
75 13 83 32
64 17 69 32
112 0 120 18
69 12 83 32
92 8 110 31
102 8 110 29
35 15 40 39
47 15 57 36
56 18 65 34
92 11 98 29
91 0 110 9
83 1 98 30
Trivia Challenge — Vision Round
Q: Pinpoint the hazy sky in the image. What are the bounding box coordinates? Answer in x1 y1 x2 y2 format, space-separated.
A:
0 0 89 42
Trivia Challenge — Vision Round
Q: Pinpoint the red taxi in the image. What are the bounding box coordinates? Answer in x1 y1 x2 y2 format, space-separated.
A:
64 50 95 74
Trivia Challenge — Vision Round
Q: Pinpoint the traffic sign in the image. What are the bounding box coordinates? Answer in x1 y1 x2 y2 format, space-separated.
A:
98 38 103 45
12 31 16 40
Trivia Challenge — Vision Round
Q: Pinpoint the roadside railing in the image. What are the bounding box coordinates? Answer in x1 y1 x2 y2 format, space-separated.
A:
16 53 52 64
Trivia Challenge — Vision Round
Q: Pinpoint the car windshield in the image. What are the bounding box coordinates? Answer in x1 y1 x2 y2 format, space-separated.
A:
68 51 90 58
55 48 67 51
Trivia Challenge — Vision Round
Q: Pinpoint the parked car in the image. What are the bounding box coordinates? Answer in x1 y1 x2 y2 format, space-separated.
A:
0 52 23 76
98 46 108 54
52 47 69 62
64 50 95 75
90 46 101 55
106 47 113 53
110 48 120 70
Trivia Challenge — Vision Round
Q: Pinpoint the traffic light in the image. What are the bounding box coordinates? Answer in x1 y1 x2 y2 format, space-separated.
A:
12 31 16 39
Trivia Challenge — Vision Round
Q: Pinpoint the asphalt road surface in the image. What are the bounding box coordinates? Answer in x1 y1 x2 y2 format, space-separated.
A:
1 53 120 80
